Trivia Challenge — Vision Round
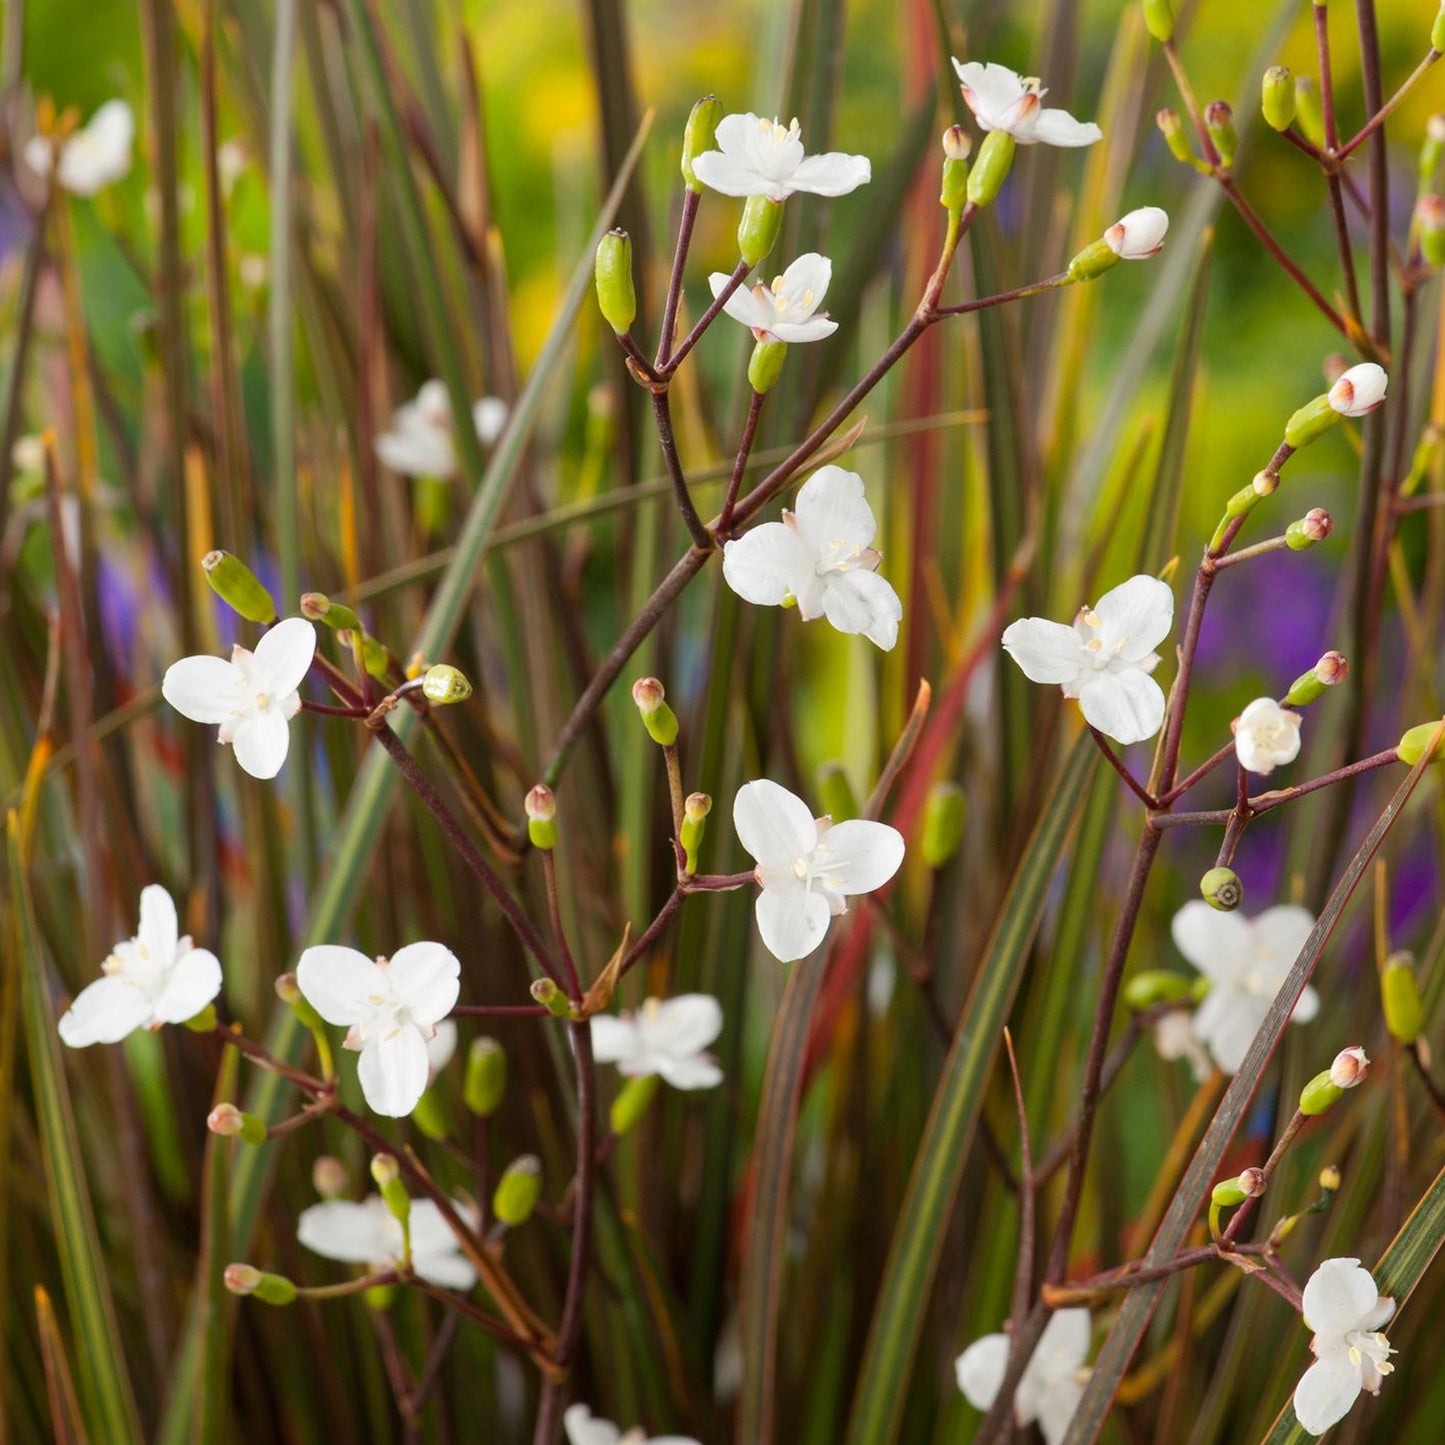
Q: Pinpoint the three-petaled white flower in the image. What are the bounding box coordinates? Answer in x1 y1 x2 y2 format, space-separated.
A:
1171 901 1318 1074
722 466 902 650
952 61 1102 147
58 885 222 1046
590 995 724 1090
296 942 461 1117
709 253 837 344
563 1403 700 1445
690 113 870 201
1106 207 1170 259
1001 575 1174 745
375 381 508 478
25 99 135 196
955 1308 1093 1445
1327 363 1388 418
733 778 905 962
162 617 317 780
297 1195 478 1290
1293 1258 1396 1436
1233 697 1303 776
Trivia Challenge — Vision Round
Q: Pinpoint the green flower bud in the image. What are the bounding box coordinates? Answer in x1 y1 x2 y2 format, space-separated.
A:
525 784 557 850
530 977 573 1018
1066 237 1121 283
609 1073 661 1135
738 194 783 267
1123 969 1195 1011
464 1036 507 1116
421 664 473 705
1200 867 1243 912
1382 952 1423 1044
225 1264 297 1305
1299 1068 1345 1116
1397 721 1445 765
1294 76 1326 149
594 229 637 335
632 676 679 746
202 550 277 624
1211 1176 1249 1208
966 130 1016 207
920 782 967 869
1142 0 1174 42
682 96 723 192
1205 101 1237 168
1418 195 1445 268
1319 1164 1342 1192
361 635 389 680
1434 2 1445 54
365 1283 397 1310
940 126 971 213
1157 108 1193 165
300 592 362 632
275 972 326 1033
1283 393 1344 450
1262 67 1297 132
492 1154 542 1227
816 762 858 824
1285 508 1333 550
748 339 788 395
207 1103 268 1146
1286 652 1346 705
411 1087 450 1142
680 791 711 876
1421 115 1445 187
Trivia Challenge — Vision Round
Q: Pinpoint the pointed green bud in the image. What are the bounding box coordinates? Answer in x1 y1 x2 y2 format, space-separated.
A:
1123 969 1195 1011
1262 67 1296 132
300 592 362 632
682 96 723 192
1157 108 1193 165
1285 508 1333 550
940 126 971 213
202 550 277 624
1210 1176 1249 1208
525 784 557 850
748 339 788 395
1294 76 1326 149
966 129 1016 207
1066 237 1121 283
1200 867 1243 911
1142 0 1173 41
421 664 472 705
1205 101 1237 167
1418 195 1445 268
594 229 637 335
225 1264 297 1305
609 1073 661 1135
1397 721 1445 765
816 762 858 824
492 1154 542 1227
1299 1069 1345 1116
738 194 783 267
275 972 326 1032
632 676 679 746
920 782 966 869
530 976 573 1018
680 791 711 876
365 1284 397 1310
207 1103 268 1145
371 1154 411 1232
464 1036 507 1116
1283 393 1344 449
1382 953 1423 1045
1421 115 1445 186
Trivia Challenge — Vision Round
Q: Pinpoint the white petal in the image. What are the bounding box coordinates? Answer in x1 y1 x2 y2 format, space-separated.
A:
426 1018 458 1076
654 1053 725 1089
788 152 871 196
722 524 815 606
733 779 819 870
1106 207 1169 259
563 1405 623 1445
58 977 153 1046
772 251 831 311
1170 902 1250 980
385 941 461 1024
1294 1351 1364 1436
253 618 317 697
646 994 724 1055
150 949 223 1024
952 61 1026 125
755 885 832 962
1037 1308 1092 1370
1251 905 1316 966
1034 1379 1085 1445
413 1247 477 1291
230 707 292 779
821 569 902 650
1302 1258 1378 1334
376 428 455 478
813 819 905 895
1290 984 1321 1025
1027 109 1104 147
1093 575 1174 661
1002 618 1085 685
955 1332 1011 1410
716 279 778 333
296 945 382 1025
297 1198 392 1265
791 466 876 555
472 396 508 446
769 316 839 343
691 150 771 197
357 1026 431 1116
1076 670 1165 745
588 1015 640 1065
162 654 242 724
136 884 179 964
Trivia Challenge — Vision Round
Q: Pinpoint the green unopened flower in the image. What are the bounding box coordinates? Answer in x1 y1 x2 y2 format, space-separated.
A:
492 1155 543 1227
464 1036 507 1116
738 194 783 267
632 676 679 746
1382 953 1423 1044
681 96 724 192
525 784 557 850
203 550 278 624
594 229 637 334
1262 67 1296 132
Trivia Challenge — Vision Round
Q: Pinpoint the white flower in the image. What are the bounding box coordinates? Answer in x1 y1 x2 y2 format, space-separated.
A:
162 617 317 780
722 466 902 650
426 1018 458 1080
1153 1007 1211 1082
1171 901 1319 1074
25 100 135 196
1293 1258 1396 1436
1106 207 1169 259
375 381 507 478
709 253 838 344
297 1195 478 1290
562 1404 700 1445
1327 363 1388 417
951 61 1102 147
58 885 222 1046
956 1308 1092 1445
590 995 724 1089
1233 697 1303 776
296 942 461 1117
733 779 905 962
689 113 870 202
1001 575 1174 745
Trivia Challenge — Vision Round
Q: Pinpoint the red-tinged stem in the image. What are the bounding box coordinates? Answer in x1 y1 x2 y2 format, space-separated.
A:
1088 728 1159 808
651 389 713 550
1406 1043 1445 1124
1314 3 1364 329
662 259 750 376
931 272 1070 318
211 1025 326 1091
682 870 756 892
718 388 767 534
1218 1111 1308 1248
1210 534 1292 570
452 1003 551 1018
1337 48 1441 161
1162 40 1220 165
656 188 700 368
300 698 369 718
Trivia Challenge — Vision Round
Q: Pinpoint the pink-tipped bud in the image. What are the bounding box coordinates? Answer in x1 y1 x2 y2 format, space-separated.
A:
312 1155 349 1199
225 1263 262 1295
1237 1167 1267 1198
631 677 666 713
209 1103 245 1136
1313 650 1348 685
1330 1045 1369 1088
1302 507 1333 541
524 784 556 822
1104 206 1170 260
942 124 971 161
1251 469 1279 497
1328 362 1388 417
370 1152 400 1188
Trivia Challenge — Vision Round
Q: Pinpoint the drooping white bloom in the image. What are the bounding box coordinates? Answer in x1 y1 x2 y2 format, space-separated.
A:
690 113 870 202
590 995 724 1090
162 617 316 780
375 381 508 478
562 1404 700 1445
722 466 902 650
296 942 461 1117
25 100 135 196
1327 363 1388 418
1171 901 1318 1074
709 253 837 344
1233 697 1303 776
1001 575 1174 745
297 1195 478 1290
58 885 222 1046
733 779 905 962
951 61 1102 147
1293 1258 1396 1436
1106 207 1169 259
956 1308 1093 1445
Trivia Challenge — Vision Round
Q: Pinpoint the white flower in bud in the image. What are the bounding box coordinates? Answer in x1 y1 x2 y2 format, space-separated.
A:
1237 1167 1267 1197
1329 1045 1369 1088
1105 207 1169 259
1327 363 1388 418
375 381 507 479
956 1308 1093 1444
563 1404 701 1445
1293 1259 1396 1435
297 1195 478 1290
952 60 1102 147
208 1104 245 1136
689 113 870 201
710 253 838 344
590 995 724 1089
25 100 135 196
1233 697 1303 776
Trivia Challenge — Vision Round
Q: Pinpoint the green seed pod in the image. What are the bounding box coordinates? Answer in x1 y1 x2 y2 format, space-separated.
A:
966 130 1017 207
492 1155 543 1227
1205 100 1237 168
202 550 277 624
464 1036 507 1116
816 763 858 824
1299 1068 1345 1117
411 1087 450 1142
1283 393 1344 450
680 791 711 876
1200 867 1243 912
594 229 637 335
681 96 723 192
1382 953 1424 1045
1066 237 1121 283
920 782 966 869
1262 66 1297 132
422 664 473 705
1397 721 1445 765
748 339 788 395
738 194 783 267
1157 108 1193 165
609 1073 661 1135
1142 0 1174 42
1294 76 1326 149
1123 970 1195 1011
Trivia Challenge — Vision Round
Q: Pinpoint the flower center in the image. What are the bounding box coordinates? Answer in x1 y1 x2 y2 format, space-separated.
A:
1346 1329 1394 1376
1076 607 1130 668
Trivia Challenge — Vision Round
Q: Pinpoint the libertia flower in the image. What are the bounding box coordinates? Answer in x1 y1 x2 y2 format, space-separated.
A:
1106 207 1169 259
58 885 222 1046
162 617 316 780
426 1018 458 1080
1233 697 1303 775
709 253 837 343
690 113 870 201
296 942 461 1116
722 466 902 650
951 61 1102 146
1327 363 1388 417
1153 1007 1211 1082
590 995 724 1089
297 1195 477 1290
1171 901 1318 1073
733 778 905 962
956 1308 1093 1445
25 99 135 195
1001 575 1174 744
1293 1258 1396 1435
563 1404 700 1445
375 380 508 478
